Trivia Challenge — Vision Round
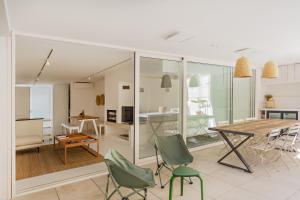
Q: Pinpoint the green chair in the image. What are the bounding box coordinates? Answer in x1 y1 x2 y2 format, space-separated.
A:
169 166 204 200
154 134 194 188
104 149 155 200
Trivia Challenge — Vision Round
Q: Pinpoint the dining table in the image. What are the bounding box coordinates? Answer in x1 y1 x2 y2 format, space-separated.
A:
208 119 300 173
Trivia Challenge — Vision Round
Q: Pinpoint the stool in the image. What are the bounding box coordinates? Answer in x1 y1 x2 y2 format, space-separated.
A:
169 166 204 200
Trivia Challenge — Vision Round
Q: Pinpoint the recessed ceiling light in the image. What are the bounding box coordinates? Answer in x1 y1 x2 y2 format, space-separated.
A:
46 60 50 66
234 48 251 53
164 32 195 43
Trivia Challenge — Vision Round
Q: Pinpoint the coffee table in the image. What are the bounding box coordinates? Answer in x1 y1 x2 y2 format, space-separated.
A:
53 133 99 164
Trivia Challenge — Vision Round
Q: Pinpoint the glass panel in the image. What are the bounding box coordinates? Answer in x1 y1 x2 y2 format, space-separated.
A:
186 62 231 148
139 57 182 159
268 112 281 119
233 74 255 121
30 86 52 124
283 112 297 120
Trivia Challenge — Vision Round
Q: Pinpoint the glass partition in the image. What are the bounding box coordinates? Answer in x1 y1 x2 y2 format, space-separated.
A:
139 57 182 159
186 62 231 148
233 71 256 121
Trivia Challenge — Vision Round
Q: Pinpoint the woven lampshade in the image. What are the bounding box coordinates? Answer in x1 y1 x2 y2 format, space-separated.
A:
189 75 200 87
161 74 172 88
234 56 253 78
262 60 279 78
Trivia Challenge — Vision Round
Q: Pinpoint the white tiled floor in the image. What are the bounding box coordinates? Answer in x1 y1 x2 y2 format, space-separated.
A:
14 146 300 200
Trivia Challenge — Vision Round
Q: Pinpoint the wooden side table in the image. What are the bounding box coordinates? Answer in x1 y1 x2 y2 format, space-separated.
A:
53 133 99 164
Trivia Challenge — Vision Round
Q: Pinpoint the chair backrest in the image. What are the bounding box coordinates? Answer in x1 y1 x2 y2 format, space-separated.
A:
286 126 300 144
217 121 229 126
154 134 193 166
233 119 245 124
268 129 281 139
105 149 153 188
287 126 300 136
245 117 257 121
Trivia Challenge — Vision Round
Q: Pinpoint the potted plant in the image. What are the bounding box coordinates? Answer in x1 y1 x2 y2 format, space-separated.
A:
264 94 276 108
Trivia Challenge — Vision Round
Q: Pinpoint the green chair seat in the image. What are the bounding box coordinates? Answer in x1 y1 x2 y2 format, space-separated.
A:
169 166 204 200
172 166 200 177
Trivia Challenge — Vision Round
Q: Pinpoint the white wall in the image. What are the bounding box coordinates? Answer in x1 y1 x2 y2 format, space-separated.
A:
105 59 134 122
15 87 30 119
70 79 105 121
94 79 105 121
0 36 12 200
53 84 69 135
262 83 300 109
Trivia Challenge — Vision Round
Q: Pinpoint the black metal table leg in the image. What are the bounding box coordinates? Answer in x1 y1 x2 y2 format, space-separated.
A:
218 131 253 173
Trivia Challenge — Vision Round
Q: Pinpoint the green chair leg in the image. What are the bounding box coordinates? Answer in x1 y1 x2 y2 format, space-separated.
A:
169 176 175 200
180 177 184 196
198 175 204 200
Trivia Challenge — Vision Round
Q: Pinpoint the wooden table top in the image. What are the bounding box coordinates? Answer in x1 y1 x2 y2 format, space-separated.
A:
209 119 300 136
70 115 99 120
54 133 98 147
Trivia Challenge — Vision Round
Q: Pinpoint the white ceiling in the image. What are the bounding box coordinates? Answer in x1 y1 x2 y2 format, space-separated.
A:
16 35 133 84
7 0 300 67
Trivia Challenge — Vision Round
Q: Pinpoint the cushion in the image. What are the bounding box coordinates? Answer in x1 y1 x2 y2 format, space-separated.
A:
16 135 43 147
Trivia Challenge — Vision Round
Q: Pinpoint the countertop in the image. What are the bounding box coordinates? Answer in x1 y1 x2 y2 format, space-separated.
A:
260 108 300 111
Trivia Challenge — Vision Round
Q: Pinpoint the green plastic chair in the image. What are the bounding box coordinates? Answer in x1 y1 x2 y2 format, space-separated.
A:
104 149 156 200
169 166 204 200
154 134 194 188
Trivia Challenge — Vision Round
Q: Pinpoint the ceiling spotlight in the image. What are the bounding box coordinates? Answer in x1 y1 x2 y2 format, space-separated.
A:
34 49 53 83
164 32 195 43
46 60 50 66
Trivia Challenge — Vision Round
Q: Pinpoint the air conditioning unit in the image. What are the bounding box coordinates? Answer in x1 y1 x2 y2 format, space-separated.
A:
73 82 94 89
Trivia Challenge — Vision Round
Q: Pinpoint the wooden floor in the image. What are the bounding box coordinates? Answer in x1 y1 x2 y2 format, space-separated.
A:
16 145 104 180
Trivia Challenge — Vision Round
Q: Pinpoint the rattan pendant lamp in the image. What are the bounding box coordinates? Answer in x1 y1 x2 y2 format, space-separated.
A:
234 56 253 78
262 60 279 78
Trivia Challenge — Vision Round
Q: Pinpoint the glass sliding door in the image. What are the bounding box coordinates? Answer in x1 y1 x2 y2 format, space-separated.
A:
186 62 231 148
233 71 256 121
138 57 183 159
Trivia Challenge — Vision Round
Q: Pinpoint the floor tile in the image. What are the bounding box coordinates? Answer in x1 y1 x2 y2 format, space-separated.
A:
189 173 235 199
287 189 300 200
56 179 103 200
240 173 300 200
13 189 59 200
215 187 268 200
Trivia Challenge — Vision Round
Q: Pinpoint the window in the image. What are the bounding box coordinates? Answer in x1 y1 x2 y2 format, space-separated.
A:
30 85 53 128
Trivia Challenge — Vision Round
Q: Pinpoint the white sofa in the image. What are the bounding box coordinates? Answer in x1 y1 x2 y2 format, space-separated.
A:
16 118 43 151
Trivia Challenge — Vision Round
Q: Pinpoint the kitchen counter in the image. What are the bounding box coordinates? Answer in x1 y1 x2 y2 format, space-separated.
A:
260 108 300 111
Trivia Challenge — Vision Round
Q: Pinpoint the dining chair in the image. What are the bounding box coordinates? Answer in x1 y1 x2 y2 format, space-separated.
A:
104 149 155 200
275 126 300 167
154 134 194 188
248 129 284 175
